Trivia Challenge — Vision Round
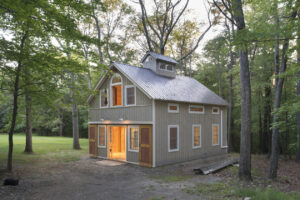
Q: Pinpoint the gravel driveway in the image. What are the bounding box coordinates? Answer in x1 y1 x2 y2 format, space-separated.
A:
0 158 222 200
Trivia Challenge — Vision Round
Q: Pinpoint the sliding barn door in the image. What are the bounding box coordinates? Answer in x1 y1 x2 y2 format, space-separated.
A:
88 125 97 157
139 125 152 167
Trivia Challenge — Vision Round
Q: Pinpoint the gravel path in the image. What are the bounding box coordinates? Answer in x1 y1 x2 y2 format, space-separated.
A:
0 158 221 200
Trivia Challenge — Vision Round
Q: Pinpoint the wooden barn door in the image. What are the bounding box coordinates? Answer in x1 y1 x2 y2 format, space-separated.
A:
139 125 152 167
88 125 97 157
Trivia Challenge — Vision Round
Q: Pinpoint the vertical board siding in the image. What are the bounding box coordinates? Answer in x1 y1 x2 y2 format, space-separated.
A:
88 68 153 123
155 101 227 166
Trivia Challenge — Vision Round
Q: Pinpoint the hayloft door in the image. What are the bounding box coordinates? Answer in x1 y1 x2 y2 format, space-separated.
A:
88 125 97 157
139 125 152 167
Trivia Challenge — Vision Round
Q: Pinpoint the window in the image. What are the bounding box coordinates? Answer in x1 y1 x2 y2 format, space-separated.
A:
168 103 179 113
160 64 166 70
167 65 173 71
212 124 219 145
189 105 204 114
128 126 139 152
100 89 108 108
159 63 174 72
192 124 201 148
111 74 122 106
212 107 219 114
125 85 136 106
146 56 153 62
98 126 106 148
168 125 179 152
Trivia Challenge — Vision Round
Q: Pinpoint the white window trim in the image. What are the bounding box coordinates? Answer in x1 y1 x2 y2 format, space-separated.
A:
110 73 123 107
159 63 174 72
99 88 109 108
128 126 139 152
98 125 106 148
189 105 205 114
212 107 220 114
192 124 202 149
168 125 179 152
212 124 219 146
168 103 179 113
125 85 136 106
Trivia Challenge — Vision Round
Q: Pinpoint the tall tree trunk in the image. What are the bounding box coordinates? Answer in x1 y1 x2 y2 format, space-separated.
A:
258 91 263 154
262 86 272 154
92 8 104 64
231 0 252 181
270 39 289 179
24 66 33 153
58 109 64 137
70 72 80 150
8 32 28 171
296 21 300 162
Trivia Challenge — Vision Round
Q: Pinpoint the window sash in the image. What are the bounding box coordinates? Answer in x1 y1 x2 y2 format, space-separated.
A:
193 125 201 148
128 127 139 152
212 107 220 114
212 124 219 145
98 126 106 148
168 125 179 152
100 89 108 108
126 86 135 105
189 105 204 114
168 103 179 113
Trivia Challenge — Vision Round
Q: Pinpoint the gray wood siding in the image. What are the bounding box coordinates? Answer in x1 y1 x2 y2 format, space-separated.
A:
154 101 227 166
126 151 139 163
88 68 152 123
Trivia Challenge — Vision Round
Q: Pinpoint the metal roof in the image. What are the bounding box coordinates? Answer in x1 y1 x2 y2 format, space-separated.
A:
114 62 228 106
140 51 178 64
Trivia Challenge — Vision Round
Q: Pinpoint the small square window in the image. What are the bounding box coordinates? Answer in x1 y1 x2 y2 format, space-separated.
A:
160 64 166 70
168 103 179 113
212 107 219 114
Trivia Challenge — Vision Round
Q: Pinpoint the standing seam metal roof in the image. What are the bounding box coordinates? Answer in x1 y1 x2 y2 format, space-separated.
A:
140 51 178 64
113 62 228 106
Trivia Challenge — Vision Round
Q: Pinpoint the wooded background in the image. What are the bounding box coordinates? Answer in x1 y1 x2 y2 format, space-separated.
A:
0 0 299 179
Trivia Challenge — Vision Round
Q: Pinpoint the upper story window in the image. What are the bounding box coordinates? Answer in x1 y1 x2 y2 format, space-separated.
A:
111 74 122 107
100 89 108 108
125 85 136 106
168 103 179 113
146 56 153 62
189 105 204 114
159 63 174 72
212 107 220 114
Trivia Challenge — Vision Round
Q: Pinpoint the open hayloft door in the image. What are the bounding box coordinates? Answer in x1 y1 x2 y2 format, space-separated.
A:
139 125 152 167
88 125 97 157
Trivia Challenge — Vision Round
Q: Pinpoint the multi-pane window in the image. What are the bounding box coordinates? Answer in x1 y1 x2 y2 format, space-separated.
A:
212 107 220 114
111 74 122 106
192 125 201 148
168 125 179 152
129 126 139 151
98 126 106 148
189 105 204 114
212 124 219 145
168 103 179 113
159 63 173 71
126 86 136 106
100 89 108 108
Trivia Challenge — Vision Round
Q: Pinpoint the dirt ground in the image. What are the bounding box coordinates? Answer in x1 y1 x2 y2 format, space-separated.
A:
1 155 299 200
0 157 221 200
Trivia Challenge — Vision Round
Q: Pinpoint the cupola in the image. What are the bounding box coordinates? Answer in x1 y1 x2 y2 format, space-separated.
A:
140 51 178 78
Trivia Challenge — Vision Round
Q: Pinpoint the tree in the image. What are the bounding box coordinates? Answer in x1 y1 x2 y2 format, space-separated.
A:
138 0 213 62
213 0 252 181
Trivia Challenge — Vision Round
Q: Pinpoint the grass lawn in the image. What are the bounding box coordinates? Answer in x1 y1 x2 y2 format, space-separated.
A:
0 134 88 167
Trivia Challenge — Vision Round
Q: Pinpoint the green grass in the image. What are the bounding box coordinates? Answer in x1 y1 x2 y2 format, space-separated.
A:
182 182 300 200
0 133 88 166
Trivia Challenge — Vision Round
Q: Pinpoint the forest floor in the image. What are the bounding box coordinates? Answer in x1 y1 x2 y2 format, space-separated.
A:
0 134 300 200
